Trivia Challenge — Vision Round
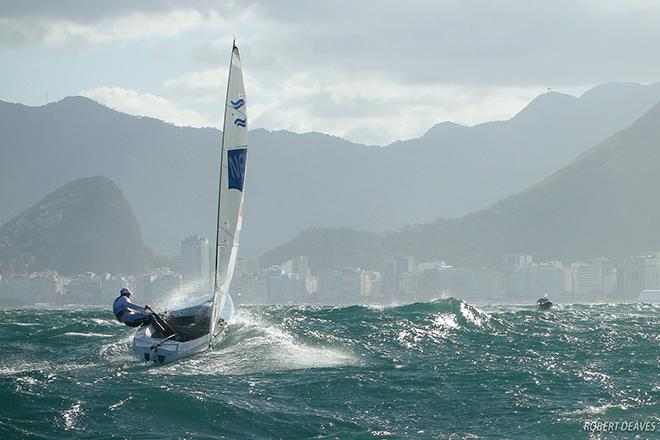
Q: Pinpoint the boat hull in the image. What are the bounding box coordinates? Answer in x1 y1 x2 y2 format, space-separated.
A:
132 294 234 364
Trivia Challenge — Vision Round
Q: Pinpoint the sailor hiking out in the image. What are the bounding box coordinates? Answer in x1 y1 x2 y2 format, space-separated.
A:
112 288 152 327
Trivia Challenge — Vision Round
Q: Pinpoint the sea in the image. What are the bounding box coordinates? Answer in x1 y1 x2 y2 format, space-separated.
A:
0 299 658 439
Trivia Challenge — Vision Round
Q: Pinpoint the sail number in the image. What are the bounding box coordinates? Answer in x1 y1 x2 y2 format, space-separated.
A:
228 147 248 192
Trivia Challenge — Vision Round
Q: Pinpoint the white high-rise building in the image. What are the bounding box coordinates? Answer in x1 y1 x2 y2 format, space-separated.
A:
528 261 567 299
504 254 533 269
642 252 660 290
569 261 602 297
235 257 259 277
383 256 414 297
181 235 210 289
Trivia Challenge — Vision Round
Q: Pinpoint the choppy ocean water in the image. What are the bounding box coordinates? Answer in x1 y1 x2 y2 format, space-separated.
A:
0 299 658 439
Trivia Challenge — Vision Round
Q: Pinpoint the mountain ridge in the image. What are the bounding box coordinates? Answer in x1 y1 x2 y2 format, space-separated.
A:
2 81 660 256
262 100 660 269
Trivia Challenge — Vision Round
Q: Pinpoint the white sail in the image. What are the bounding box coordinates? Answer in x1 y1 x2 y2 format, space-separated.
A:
209 43 248 344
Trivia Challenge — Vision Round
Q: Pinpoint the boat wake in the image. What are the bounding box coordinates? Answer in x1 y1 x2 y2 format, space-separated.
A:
156 308 359 376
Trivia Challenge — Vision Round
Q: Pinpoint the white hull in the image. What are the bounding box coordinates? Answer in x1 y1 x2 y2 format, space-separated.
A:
132 294 234 364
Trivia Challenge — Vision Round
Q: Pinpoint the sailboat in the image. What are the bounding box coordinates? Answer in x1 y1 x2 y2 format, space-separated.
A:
132 42 248 364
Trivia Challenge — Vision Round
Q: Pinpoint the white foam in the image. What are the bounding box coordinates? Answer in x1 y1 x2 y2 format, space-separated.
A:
364 304 385 311
61 332 113 338
397 321 452 349
157 308 358 376
0 361 97 377
459 301 493 328
108 396 133 411
561 403 625 416
433 313 460 329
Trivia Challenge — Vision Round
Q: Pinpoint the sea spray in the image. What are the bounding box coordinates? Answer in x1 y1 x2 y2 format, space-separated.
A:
157 308 359 376
155 281 213 312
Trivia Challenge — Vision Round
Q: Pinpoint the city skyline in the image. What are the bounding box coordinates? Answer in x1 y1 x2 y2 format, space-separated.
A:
3 240 660 306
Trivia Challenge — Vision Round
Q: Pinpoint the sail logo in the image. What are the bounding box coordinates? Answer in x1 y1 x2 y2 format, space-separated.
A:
234 118 247 127
231 98 245 110
228 147 247 191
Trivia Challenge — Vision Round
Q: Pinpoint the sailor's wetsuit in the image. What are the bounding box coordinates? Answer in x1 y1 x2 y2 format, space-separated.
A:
113 296 150 327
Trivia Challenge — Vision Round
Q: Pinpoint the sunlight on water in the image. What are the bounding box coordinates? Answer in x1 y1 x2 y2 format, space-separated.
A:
59 400 84 431
98 334 134 363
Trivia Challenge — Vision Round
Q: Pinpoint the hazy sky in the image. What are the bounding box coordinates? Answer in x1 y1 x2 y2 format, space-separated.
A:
2 0 660 145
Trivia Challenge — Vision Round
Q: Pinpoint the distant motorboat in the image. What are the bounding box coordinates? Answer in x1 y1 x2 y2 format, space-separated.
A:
638 290 660 303
536 297 553 310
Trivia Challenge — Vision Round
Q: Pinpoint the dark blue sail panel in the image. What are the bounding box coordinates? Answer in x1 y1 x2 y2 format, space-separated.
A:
228 147 247 191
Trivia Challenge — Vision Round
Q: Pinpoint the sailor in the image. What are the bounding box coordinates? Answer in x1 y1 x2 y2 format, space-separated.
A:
112 287 152 327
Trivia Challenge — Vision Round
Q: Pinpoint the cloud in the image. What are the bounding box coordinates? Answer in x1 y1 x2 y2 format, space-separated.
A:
0 17 49 47
193 0 660 87
162 63 577 145
238 71 542 145
5 1 660 84
4 1 660 144
80 86 213 128
0 0 244 22
0 9 205 47
163 66 230 95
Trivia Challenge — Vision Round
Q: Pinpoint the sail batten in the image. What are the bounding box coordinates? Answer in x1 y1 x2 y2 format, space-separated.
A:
209 43 248 346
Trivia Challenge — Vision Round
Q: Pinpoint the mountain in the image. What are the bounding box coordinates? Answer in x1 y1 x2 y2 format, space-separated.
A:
262 100 660 270
2 82 660 256
0 176 145 275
